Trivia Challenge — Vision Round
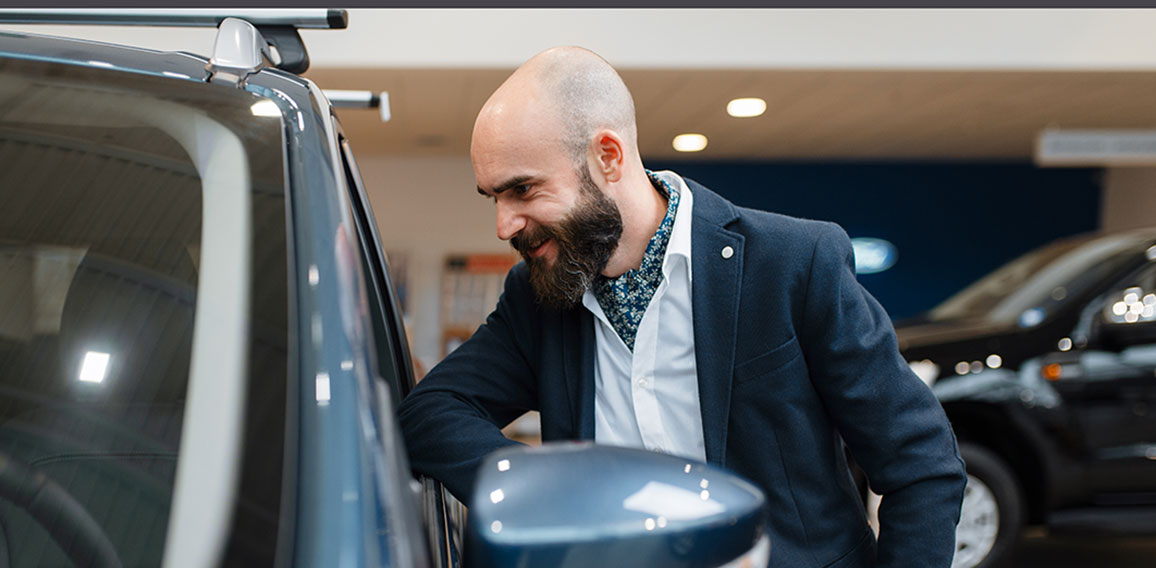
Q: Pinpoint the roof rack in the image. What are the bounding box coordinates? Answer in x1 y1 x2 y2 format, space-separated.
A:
0 9 348 77
0 9 347 29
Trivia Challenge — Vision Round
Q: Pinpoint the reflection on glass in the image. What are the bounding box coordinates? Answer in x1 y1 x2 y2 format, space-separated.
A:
623 481 724 520
316 372 331 404
79 351 110 383
490 520 502 534
497 459 511 472
490 489 505 504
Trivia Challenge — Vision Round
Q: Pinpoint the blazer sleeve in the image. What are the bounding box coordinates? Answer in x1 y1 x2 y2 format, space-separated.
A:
397 264 539 502
798 222 967 568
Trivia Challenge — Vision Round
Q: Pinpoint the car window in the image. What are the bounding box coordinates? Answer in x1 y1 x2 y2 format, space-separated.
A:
0 58 289 567
336 135 416 404
929 231 1156 326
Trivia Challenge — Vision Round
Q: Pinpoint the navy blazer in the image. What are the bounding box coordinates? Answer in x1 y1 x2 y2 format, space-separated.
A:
398 179 966 568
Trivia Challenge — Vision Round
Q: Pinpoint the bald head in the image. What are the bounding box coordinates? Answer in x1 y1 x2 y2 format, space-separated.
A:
474 46 638 166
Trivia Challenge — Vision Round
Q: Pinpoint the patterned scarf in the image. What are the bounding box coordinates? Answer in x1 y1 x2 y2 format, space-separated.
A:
591 171 680 351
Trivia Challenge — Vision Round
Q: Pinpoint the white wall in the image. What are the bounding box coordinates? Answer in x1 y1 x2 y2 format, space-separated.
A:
1102 168 1156 233
354 154 504 369
10 9 1156 70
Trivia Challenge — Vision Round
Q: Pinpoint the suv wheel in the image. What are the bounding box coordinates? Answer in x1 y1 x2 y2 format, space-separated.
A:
953 443 1024 568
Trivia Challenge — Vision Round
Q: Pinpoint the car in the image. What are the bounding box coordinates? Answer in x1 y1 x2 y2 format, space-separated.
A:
894 227 1156 568
0 10 767 568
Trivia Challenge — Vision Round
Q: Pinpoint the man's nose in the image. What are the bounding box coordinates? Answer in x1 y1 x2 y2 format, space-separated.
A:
495 201 525 241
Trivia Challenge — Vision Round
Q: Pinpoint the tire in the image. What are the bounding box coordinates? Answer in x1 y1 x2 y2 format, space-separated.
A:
953 443 1025 568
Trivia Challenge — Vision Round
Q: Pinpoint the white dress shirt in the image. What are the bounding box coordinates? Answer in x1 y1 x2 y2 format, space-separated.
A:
583 170 705 462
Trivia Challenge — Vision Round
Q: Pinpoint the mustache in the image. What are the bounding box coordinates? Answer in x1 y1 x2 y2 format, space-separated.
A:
511 225 555 256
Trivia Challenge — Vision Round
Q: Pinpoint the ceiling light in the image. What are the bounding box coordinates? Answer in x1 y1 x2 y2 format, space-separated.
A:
672 133 708 152
727 97 767 118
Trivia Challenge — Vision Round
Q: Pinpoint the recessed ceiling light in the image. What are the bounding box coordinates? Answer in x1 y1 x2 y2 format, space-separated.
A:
727 97 767 118
673 133 708 152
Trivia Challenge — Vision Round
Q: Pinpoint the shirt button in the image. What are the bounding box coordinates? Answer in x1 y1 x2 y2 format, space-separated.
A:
637 378 648 388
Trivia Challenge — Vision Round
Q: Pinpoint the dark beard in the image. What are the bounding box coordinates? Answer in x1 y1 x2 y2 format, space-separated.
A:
510 166 623 309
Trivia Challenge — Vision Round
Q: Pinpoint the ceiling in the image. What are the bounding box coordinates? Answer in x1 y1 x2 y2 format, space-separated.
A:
304 67 1156 162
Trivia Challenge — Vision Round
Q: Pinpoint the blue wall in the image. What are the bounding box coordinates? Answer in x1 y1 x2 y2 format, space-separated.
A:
646 161 1103 321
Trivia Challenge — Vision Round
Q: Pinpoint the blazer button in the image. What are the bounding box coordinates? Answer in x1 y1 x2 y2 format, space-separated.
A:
721 246 734 259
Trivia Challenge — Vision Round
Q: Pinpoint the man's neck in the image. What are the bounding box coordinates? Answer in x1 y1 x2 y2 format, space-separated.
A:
601 171 667 278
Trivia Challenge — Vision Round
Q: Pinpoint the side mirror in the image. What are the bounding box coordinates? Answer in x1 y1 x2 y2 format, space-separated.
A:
466 442 768 568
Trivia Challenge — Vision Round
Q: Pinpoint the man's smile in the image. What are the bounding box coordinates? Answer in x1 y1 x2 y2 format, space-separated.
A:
529 238 555 259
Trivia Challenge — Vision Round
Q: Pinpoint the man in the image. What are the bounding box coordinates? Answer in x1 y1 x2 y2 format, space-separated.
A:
398 46 966 567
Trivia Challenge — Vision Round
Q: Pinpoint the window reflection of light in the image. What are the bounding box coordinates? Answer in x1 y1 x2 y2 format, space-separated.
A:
491 521 502 534
497 459 511 472
644 518 656 531
250 99 281 118
341 360 353 371
79 351 110 383
657 517 668 528
490 489 504 504
623 481 724 520
684 464 692 474
700 479 709 489
308 265 320 286
1018 308 1046 328
969 361 983 374
1113 301 1128 316
1058 338 1073 352
700 490 710 501
315 372 331 404
955 361 969 375
1126 312 1140 323
986 354 1003 369
1125 290 1141 304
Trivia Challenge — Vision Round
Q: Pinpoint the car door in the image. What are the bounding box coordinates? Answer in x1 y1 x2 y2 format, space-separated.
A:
336 132 463 568
1050 256 1156 499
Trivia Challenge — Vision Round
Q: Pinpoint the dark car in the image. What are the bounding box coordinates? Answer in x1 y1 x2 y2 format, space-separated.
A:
894 228 1156 568
0 10 767 568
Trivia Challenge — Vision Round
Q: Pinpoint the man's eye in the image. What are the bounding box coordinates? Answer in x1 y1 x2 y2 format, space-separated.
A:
515 184 531 195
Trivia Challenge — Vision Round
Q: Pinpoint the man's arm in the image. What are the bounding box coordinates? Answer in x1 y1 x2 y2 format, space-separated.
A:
799 223 967 567
397 264 539 502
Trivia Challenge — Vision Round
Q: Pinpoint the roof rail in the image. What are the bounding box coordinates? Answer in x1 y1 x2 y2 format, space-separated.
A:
0 9 348 76
0 9 347 29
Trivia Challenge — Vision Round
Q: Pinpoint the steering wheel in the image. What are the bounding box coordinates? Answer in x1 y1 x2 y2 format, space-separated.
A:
0 449 122 568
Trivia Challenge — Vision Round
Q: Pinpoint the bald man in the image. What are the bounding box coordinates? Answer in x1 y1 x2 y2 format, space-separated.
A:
397 47 966 568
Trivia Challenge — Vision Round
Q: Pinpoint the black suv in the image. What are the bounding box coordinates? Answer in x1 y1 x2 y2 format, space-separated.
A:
895 228 1156 568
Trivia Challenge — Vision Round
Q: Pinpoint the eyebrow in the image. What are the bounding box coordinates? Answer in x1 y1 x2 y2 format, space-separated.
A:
477 175 534 197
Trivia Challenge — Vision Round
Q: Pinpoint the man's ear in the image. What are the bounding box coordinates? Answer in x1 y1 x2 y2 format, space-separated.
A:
590 129 624 183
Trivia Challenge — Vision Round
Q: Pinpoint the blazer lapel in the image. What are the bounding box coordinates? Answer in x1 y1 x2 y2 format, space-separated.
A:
688 181 743 467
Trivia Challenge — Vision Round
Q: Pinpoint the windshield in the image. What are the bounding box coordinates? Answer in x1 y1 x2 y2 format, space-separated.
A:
928 231 1156 326
0 57 288 567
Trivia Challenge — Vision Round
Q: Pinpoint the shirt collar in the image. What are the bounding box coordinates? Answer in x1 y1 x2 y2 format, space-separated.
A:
652 170 694 282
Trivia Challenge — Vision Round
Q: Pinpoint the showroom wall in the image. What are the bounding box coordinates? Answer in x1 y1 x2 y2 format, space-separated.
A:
646 160 1103 321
